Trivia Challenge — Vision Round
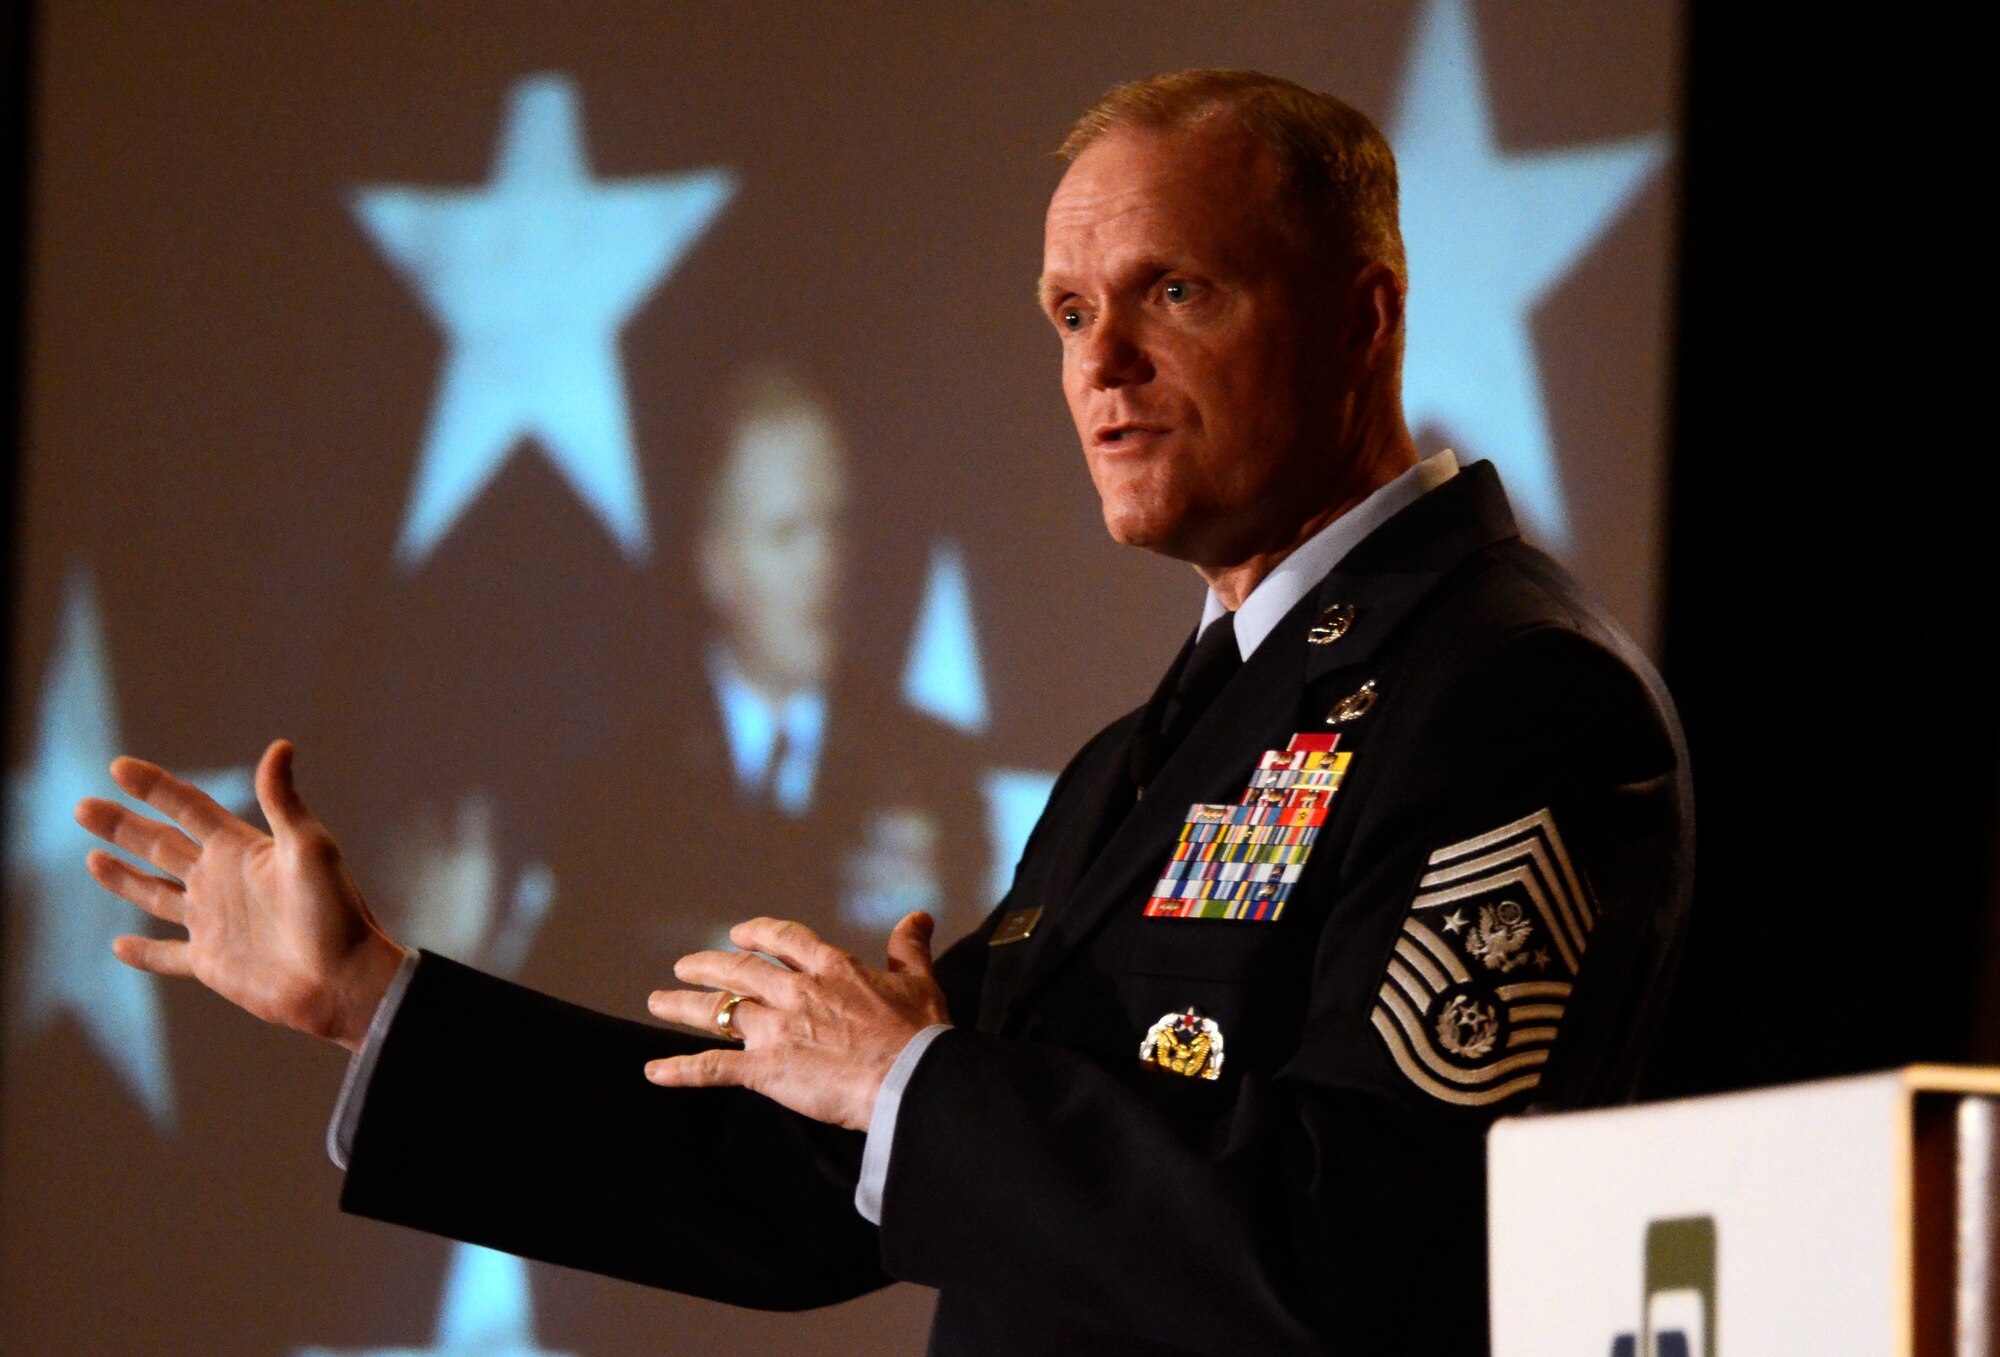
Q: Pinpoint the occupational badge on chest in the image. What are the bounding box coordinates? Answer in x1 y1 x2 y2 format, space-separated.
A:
1142 733 1350 920
1139 1007 1225 1080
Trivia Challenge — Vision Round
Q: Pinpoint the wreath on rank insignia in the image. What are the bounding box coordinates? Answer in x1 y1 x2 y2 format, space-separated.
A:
1433 994 1500 1059
1369 809 1597 1107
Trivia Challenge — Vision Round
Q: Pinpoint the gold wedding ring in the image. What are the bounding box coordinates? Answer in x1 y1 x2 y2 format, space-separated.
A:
714 992 748 1042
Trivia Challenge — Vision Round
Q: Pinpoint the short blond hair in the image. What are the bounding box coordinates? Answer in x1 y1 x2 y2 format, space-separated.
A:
1060 70 1406 289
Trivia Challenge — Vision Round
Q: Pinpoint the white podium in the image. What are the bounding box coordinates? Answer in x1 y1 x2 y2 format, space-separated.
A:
1488 1065 2000 1356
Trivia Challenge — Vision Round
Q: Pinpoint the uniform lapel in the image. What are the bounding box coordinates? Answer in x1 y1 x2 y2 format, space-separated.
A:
972 702 1158 1031
988 461 1524 1029
991 594 1316 1028
1033 634 1191 904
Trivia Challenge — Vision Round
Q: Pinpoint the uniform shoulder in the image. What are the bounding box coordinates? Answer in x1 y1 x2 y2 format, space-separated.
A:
1391 541 1681 786
1401 540 1654 682
1420 538 1621 642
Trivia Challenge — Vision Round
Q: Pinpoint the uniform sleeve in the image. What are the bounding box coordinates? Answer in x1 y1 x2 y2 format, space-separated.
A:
853 1022 954 1222
327 947 420 1170
872 625 1686 1354
337 953 891 1310
332 706 1099 1312
334 904 1011 1312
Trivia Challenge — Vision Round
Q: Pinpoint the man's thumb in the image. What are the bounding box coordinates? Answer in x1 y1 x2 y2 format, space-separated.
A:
255 739 312 837
885 911 936 977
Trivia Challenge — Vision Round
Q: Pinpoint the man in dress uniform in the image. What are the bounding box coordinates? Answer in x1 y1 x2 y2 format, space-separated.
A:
76 70 1691 1355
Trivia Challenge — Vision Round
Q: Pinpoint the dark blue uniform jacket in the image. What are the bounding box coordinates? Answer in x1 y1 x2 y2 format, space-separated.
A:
340 461 1693 1356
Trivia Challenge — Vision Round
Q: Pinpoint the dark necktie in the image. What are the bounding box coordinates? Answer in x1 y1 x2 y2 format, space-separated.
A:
1130 611 1241 793
764 721 792 810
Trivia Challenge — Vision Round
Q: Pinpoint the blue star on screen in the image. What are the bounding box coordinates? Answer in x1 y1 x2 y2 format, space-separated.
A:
4 565 253 1129
352 73 735 566
981 767 1059 905
891 542 1056 897
902 540 989 734
1391 0 1667 547
297 1243 570 1357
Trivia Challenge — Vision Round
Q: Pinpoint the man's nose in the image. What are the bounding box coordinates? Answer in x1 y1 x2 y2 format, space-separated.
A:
1078 308 1153 388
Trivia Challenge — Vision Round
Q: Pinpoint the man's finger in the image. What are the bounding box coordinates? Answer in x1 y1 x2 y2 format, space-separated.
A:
647 987 767 1039
74 798 200 878
109 756 235 843
254 739 315 842
111 934 194 978
671 950 801 1007
644 1047 750 1089
727 917 841 975
85 849 188 925
884 911 936 978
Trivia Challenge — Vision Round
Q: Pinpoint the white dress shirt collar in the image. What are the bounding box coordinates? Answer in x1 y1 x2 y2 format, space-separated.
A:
1199 448 1460 661
707 647 827 815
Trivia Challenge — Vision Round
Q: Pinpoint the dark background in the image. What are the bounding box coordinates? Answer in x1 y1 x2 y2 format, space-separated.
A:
1649 6 1999 1094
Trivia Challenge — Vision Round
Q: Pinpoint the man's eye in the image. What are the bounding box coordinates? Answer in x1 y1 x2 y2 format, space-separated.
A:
1060 308 1083 330
1162 281 1189 303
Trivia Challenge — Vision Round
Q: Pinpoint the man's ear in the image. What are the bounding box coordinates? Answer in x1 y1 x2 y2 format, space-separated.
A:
1348 260 1406 364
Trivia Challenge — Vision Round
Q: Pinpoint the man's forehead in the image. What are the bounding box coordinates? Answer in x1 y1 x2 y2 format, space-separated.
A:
1040 121 1286 288
1051 121 1273 208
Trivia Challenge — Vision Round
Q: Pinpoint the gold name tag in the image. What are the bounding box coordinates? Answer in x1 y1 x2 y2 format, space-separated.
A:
988 906 1044 946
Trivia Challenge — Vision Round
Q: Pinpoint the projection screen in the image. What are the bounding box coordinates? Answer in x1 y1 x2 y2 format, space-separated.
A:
4 2 1680 1351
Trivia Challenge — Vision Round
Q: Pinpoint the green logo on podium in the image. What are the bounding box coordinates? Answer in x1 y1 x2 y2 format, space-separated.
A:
1609 1215 1717 1357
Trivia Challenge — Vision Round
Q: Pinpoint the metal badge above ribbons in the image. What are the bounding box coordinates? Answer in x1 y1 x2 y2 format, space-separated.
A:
1142 733 1350 920
1307 601 1356 644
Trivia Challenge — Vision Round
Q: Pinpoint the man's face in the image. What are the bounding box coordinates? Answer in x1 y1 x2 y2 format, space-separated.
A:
700 408 848 694
1040 121 1357 567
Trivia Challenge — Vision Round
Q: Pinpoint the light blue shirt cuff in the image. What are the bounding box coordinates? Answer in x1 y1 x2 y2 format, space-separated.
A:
853 1023 952 1225
326 948 421 1171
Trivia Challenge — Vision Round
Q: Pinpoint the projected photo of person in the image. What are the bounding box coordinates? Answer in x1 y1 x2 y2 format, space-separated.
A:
527 364 989 1016
382 791 556 978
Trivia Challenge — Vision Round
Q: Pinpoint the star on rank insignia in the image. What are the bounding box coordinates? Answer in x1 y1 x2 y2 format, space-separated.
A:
1370 808 1595 1106
1139 1007 1224 1080
1144 733 1349 920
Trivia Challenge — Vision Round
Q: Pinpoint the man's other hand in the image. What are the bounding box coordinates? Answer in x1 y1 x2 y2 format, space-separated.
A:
645 913 950 1130
74 739 405 1052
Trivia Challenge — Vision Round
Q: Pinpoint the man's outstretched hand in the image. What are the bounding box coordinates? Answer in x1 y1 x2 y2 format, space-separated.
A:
74 739 405 1052
646 913 951 1131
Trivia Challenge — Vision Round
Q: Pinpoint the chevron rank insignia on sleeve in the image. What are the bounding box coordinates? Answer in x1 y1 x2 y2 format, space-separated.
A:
1370 808 1595 1107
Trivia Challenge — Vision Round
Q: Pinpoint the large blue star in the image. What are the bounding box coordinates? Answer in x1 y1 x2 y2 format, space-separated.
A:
1391 0 1666 547
297 1243 570 1357
353 73 735 565
5 565 253 1129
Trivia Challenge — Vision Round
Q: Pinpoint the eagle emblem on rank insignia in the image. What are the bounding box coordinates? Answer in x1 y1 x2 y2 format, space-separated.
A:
1462 900 1536 973
1370 809 1596 1107
1139 1007 1224 1080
